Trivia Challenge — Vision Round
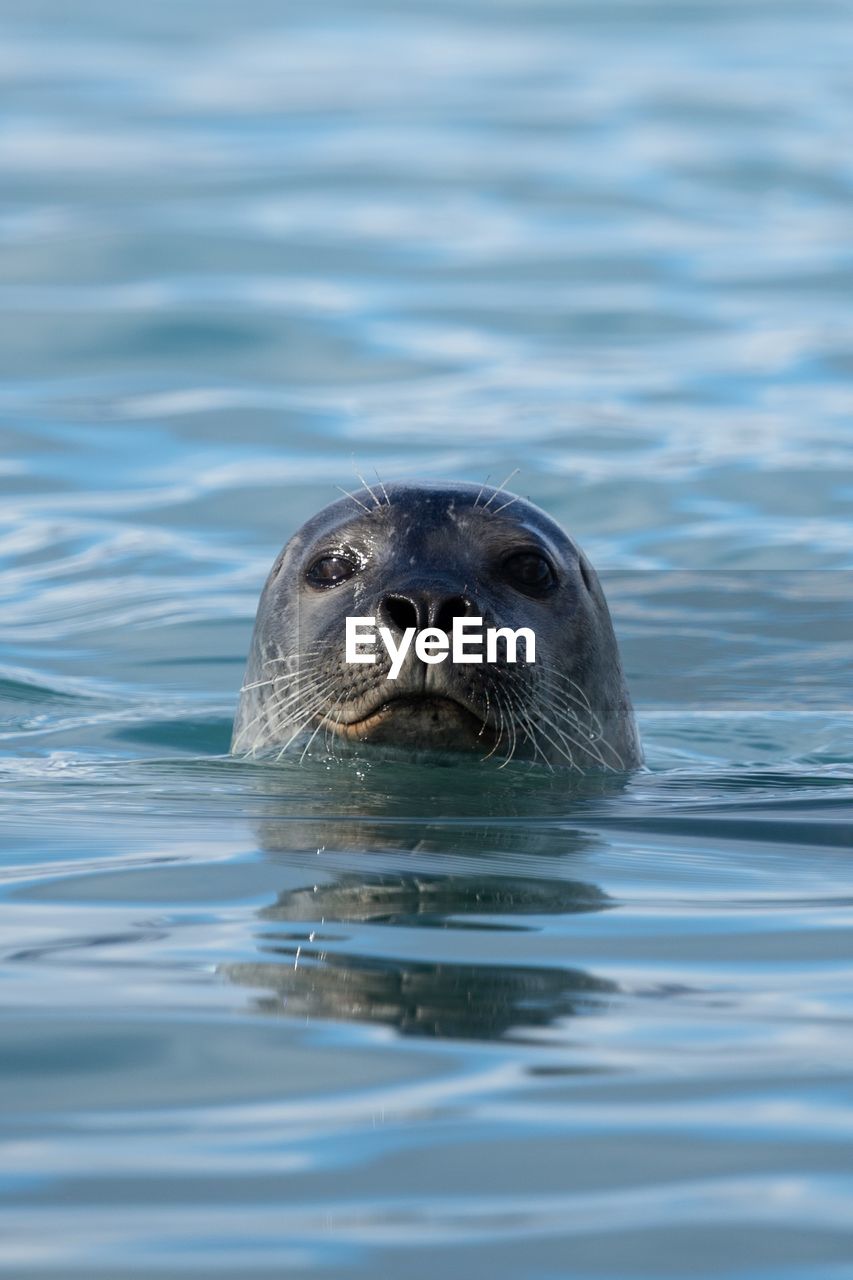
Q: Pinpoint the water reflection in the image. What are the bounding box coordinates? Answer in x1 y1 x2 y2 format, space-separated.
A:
229 950 615 1042
226 756 620 1042
254 871 609 928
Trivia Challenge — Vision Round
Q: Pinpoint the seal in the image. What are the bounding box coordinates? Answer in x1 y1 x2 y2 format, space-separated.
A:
231 480 642 770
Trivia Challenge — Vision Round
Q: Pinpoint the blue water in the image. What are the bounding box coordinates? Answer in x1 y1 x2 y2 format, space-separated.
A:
1 0 852 1275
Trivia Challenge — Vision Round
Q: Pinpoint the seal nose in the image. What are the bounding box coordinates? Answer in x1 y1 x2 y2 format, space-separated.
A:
379 592 476 634
434 594 475 633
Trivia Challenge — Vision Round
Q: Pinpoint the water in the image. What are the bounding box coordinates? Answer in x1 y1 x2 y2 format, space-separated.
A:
1 0 852 1274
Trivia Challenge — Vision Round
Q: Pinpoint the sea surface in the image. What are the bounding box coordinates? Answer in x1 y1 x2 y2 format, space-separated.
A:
1 1 852 1276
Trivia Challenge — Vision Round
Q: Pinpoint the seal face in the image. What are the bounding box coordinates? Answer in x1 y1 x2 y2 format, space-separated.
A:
231 481 642 771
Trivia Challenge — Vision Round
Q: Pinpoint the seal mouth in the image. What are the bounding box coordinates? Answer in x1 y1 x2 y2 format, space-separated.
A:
323 693 491 749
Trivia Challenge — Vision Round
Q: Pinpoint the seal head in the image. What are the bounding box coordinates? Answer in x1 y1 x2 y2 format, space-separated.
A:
232 481 641 770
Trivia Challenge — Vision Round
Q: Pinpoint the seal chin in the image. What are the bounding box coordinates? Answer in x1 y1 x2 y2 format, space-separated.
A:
324 695 491 751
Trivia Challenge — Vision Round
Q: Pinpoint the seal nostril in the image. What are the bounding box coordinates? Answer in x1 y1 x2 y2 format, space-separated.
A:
381 595 419 633
435 595 473 633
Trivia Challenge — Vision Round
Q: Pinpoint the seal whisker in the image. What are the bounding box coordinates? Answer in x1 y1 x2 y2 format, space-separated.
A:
535 697 618 771
510 678 546 767
239 669 304 693
232 700 277 754
491 495 520 516
534 683 597 747
495 687 519 769
352 464 381 511
270 672 339 726
554 711 624 770
298 704 334 764
273 684 341 761
546 670 596 715
526 707 577 771
504 680 522 767
481 468 520 511
541 680 596 729
231 673 319 751
503 680 552 771
322 690 348 756
257 655 326 697
481 681 508 761
336 485 372 514
472 474 492 509
478 682 492 738
542 680 608 740
373 467 391 507
267 679 334 728
239 678 277 694
232 680 320 755
263 672 340 743
541 678 625 769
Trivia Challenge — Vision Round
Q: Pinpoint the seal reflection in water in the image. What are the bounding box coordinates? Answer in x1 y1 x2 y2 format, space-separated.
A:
232 481 642 770
221 771 640 1042
227 870 616 1041
222 814 614 1044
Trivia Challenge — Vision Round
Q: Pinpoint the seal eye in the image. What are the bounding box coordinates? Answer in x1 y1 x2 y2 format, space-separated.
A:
501 551 556 595
305 554 357 588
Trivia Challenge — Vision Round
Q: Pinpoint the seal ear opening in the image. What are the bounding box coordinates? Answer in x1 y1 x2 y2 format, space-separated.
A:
579 557 594 593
